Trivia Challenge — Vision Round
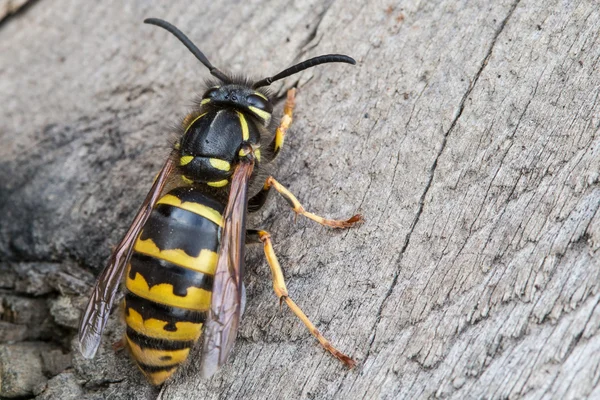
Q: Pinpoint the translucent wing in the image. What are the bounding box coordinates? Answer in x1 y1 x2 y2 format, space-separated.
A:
201 156 254 378
78 155 175 358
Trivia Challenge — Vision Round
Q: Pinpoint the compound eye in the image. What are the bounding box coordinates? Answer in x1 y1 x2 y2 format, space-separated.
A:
247 94 273 113
202 87 220 99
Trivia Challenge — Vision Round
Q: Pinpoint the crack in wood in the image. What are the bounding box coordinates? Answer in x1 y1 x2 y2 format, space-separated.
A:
361 0 523 369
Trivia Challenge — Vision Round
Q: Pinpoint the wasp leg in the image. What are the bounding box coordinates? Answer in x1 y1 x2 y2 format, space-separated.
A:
268 88 296 161
254 230 356 368
248 88 296 213
248 184 270 213
257 176 362 228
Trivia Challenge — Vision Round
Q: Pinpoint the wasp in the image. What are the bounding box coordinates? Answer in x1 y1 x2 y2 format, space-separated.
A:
78 18 362 385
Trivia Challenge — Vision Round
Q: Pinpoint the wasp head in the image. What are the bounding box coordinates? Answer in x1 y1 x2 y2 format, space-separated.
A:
200 85 273 124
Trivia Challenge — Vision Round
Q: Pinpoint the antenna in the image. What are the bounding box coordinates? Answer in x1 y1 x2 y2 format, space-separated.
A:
253 54 355 88
144 18 230 83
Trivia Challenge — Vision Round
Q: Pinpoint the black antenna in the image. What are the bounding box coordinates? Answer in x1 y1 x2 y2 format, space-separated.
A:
253 54 355 89
144 18 230 83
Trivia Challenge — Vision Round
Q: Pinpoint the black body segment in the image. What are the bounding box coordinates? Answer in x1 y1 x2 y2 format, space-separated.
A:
178 108 263 187
123 187 225 385
181 155 232 182
167 186 226 212
125 327 196 350
181 109 260 164
128 254 214 296
124 293 208 324
138 204 220 265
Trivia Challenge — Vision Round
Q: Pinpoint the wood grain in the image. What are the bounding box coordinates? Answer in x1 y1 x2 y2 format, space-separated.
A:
1 0 598 398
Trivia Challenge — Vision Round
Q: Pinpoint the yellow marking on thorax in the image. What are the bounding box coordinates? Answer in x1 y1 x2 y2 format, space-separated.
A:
181 175 194 185
157 194 223 227
255 149 261 162
126 267 212 310
254 92 268 101
206 179 229 188
248 106 271 123
125 307 203 341
180 155 194 166
200 98 210 105
237 111 250 140
184 112 207 134
209 158 230 171
134 238 218 275
239 147 252 157
126 337 190 366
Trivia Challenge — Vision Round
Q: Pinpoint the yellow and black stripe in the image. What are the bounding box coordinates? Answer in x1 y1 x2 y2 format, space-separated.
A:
123 187 225 385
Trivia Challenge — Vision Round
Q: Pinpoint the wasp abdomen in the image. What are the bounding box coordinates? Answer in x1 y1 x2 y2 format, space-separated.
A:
123 187 224 385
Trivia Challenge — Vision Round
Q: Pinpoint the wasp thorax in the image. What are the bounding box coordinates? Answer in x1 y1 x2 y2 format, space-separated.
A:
201 85 272 124
178 152 232 187
178 99 262 188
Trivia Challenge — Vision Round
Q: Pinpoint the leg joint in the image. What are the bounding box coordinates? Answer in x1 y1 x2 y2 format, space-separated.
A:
257 230 270 242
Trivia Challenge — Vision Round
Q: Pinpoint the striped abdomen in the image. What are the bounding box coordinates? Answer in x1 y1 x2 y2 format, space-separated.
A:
123 186 224 385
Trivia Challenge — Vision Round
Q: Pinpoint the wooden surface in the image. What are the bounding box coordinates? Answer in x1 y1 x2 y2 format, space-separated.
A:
1 0 599 399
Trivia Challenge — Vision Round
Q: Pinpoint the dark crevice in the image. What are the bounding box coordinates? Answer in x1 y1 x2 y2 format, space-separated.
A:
298 0 335 51
82 378 126 391
361 0 522 364
1 394 35 400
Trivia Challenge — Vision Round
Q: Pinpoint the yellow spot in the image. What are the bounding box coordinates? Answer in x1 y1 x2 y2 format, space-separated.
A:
248 106 271 122
239 147 251 157
157 194 223 227
207 180 229 188
209 158 230 171
179 156 193 166
126 267 212 310
126 336 191 366
125 307 203 341
237 111 249 140
274 130 284 152
255 149 261 162
200 98 210 105
254 92 268 101
145 368 177 386
254 92 269 101
181 175 194 185
174 142 180 150
134 238 218 275
184 112 207 134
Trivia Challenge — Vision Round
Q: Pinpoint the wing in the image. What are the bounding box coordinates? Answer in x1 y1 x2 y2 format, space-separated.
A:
78 155 176 359
200 155 255 378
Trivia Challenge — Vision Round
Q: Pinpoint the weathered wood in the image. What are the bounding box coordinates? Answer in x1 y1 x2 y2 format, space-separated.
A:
1 0 599 399
0 0 33 23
